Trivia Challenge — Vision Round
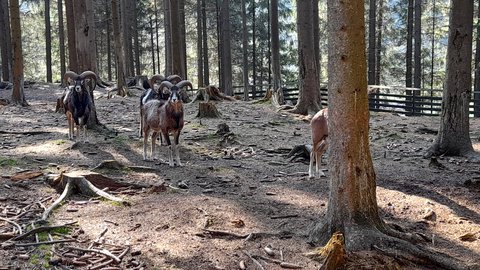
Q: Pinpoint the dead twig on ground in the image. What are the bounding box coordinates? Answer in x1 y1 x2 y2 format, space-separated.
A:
11 221 77 241
65 246 121 263
15 239 77 247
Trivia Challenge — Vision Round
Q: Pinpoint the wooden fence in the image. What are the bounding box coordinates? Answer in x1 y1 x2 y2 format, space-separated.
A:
187 84 480 117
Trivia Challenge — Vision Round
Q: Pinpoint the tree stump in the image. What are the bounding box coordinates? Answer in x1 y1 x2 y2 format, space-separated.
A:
305 231 346 270
196 102 221 118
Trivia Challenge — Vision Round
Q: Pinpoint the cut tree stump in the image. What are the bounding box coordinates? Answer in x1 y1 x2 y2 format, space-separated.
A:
190 85 236 103
305 231 346 270
196 102 221 118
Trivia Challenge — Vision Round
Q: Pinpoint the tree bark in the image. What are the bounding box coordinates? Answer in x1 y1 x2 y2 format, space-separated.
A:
105 0 112 81
111 0 127 97
9 0 28 106
58 0 67 85
45 0 52 83
474 0 480 117
180 0 187 79
65 0 78 72
201 0 209 85
426 0 475 158
0 0 12 82
219 0 232 96
405 0 414 113
169 0 185 78
291 0 321 115
270 0 281 92
368 0 376 85
164 0 172 75
375 0 384 85
150 19 156 75
252 0 257 99
242 0 249 101
196 0 204 88
312 0 320 87
154 0 161 74
133 0 140 76
413 0 422 89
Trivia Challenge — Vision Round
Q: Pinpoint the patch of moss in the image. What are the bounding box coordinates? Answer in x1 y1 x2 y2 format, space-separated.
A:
52 139 67 145
29 245 52 268
0 158 17 166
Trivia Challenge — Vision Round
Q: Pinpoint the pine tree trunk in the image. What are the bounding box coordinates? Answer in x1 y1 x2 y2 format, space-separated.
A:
375 0 384 85
65 0 78 72
309 0 382 248
292 0 321 115
45 0 52 83
105 0 112 81
242 0 249 101
216 0 223 90
270 0 281 92
150 19 156 75
405 0 414 113
180 0 187 79
111 0 127 97
474 0 480 117
58 0 66 84
169 0 185 78
154 0 161 74
9 0 28 106
252 0 257 99
133 0 140 76
413 0 422 113
368 0 376 85
164 0 172 75
0 0 12 82
219 0 232 96
312 0 320 88
426 0 474 157
201 0 209 85
196 0 204 88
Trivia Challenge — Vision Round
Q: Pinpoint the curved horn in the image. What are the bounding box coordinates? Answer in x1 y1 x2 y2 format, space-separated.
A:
149 74 166 89
79 71 98 81
167 74 182 84
64 71 79 85
175 80 193 90
158 81 174 92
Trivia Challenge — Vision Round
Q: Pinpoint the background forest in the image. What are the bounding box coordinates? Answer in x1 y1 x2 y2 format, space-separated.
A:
0 0 471 92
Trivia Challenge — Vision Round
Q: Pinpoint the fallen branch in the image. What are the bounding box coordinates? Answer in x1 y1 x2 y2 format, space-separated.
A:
88 228 108 249
252 254 303 269
244 251 265 270
65 246 121 263
202 229 293 240
0 217 23 235
15 239 76 247
0 130 51 135
11 222 77 241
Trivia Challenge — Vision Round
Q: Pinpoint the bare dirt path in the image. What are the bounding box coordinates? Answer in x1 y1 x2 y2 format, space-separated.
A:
0 83 479 269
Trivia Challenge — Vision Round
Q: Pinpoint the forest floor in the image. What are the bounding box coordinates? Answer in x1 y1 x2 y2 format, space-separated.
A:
0 83 479 270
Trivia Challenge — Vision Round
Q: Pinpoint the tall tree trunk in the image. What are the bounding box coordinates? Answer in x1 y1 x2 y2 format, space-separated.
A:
216 0 222 89
312 0 320 87
133 1 140 76
164 0 172 75
121 0 133 76
375 0 384 85
270 0 281 92
9 0 28 106
111 0 127 97
180 0 187 79
45 0 52 82
196 0 204 88
73 0 99 127
201 0 209 85
150 19 156 75
219 0 232 95
0 0 12 81
405 0 414 114
267 0 271 87
154 0 161 74
106 0 112 81
474 0 480 117
368 0 376 85
426 0 474 158
252 0 257 99
291 0 321 115
65 0 78 71
169 0 185 78
413 0 422 89
242 0 249 100
309 0 382 248
58 0 66 84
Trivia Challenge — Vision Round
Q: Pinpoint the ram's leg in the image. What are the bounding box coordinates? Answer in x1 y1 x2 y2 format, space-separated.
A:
309 146 316 179
163 132 174 167
316 140 328 177
173 131 182 166
143 128 150 160
151 132 159 160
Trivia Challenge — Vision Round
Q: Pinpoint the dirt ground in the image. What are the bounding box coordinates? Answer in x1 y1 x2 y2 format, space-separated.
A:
0 83 479 270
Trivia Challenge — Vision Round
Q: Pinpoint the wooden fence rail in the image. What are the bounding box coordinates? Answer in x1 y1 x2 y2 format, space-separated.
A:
186 84 480 117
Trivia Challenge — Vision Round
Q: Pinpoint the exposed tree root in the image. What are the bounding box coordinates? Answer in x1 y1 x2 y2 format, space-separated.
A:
308 222 471 270
41 172 130 222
